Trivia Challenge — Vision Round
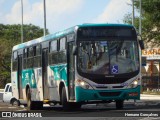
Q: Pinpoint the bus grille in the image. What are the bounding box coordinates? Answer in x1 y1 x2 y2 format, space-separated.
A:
91 78 128 84
99 92 121 97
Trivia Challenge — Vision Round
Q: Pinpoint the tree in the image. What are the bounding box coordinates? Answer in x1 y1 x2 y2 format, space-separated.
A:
123 0 160 48
0 24 49 88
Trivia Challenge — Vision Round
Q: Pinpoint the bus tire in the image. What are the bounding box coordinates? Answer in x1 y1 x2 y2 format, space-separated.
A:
116 100 124 109
61 87 70 110
26 88 34 110
26 89 43 110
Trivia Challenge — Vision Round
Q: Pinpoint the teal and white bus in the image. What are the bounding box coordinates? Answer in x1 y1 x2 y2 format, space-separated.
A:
11 24 144 110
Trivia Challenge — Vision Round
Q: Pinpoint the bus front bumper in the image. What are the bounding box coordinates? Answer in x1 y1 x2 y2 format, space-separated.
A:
75 86 140 102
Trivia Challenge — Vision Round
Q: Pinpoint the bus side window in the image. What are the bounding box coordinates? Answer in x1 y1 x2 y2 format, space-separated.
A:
27 47 34 68
12 51 18 71
23 48 27 69
34 45 41 68
49 40 58 65
50 40 57 52
59 37 67 63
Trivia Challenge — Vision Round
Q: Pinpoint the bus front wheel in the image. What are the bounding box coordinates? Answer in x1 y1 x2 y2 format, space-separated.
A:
116 100 124 109
61 87 70 110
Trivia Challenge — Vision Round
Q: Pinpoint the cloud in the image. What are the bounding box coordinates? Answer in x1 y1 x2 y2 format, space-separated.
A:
93 0 132 23
2 0 83 32
5 0 30 24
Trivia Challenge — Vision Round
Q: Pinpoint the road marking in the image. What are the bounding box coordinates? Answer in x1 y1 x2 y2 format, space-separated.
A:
16 109 27 111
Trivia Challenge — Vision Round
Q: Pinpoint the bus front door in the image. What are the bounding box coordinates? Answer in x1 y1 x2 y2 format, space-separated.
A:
42 49 49 100
67 42 75 100
18 55 23 99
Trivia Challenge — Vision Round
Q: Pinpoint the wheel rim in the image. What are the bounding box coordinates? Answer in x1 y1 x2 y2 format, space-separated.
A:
12 100 18 106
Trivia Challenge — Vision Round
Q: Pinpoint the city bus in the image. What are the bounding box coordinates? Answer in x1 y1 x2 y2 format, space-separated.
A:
11 24 144 110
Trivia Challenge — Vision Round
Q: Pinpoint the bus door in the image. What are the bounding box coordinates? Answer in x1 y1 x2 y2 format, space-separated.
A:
67 42 75 100
42 49 49 99
18 55 23 99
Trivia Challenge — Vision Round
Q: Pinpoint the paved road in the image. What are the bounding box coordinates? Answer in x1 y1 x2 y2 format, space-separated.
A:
2 102 160 120
0 94 160 119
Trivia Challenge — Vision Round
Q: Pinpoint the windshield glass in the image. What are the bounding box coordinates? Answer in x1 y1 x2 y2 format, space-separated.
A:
77 40 139 75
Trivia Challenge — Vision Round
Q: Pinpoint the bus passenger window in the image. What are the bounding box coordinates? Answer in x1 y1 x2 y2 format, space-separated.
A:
29 47 33 57
13 51 18 60
36 45 41 55
50 40 57 52
23 49 27 69
33 45 41 68
27 47 34 68
49 40 58 65
12 51 18 71
60 38 66 50
59 38 66 63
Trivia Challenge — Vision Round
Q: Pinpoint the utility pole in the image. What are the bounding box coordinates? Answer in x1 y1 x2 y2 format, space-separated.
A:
43 0 46 36
21 0 24 43
132 0 135 26
139 0 142 35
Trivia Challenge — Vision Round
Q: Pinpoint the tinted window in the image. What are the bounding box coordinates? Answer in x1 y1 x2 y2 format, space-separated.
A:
77 27 137 39
12 51 18 71
28 47 33 57
36 45 41 55
60 38 66 50
13 51 18 60
34 45 41 68
9 86 12 92
5 85 9 92
50 40 57 52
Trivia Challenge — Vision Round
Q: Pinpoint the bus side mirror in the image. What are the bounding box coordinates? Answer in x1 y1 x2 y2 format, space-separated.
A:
137 33 145 50
139 40 144 50
73 46 77 55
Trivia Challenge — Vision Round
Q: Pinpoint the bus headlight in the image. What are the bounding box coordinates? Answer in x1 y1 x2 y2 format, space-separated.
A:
127 80 139 88
76 79 93 89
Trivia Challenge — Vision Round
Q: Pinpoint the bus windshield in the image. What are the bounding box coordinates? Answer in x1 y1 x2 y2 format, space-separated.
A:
77 40 139 75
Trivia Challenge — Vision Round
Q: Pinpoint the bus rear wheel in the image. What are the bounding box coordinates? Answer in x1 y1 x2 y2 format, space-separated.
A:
26 88 43 110
27 88 34 110
116 100 124 109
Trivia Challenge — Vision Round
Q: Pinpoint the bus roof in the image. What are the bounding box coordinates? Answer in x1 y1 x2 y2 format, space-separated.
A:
12 23 133 51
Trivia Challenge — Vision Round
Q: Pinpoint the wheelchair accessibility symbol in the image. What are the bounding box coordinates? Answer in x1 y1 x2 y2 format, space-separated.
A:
111 65 118 74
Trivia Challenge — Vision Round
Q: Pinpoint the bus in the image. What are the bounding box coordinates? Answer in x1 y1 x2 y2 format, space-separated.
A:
11 24 144 110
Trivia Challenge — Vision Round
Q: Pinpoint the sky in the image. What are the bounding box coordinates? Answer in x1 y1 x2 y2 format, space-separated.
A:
0 0 134 33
